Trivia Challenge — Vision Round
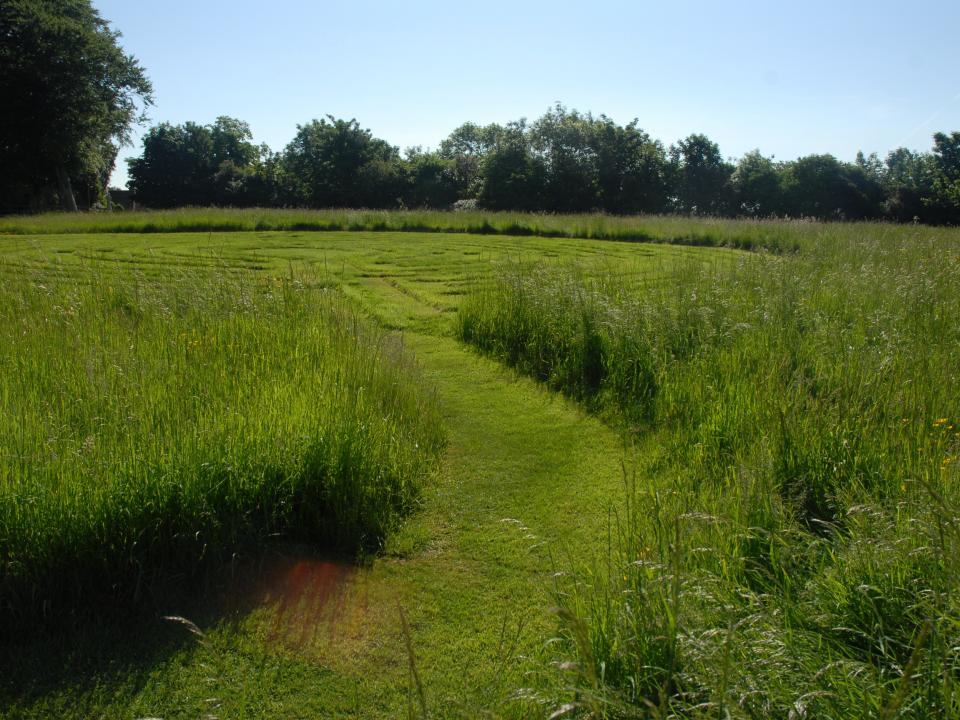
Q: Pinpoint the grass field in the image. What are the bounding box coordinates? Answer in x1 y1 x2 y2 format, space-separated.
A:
1 215 958 718
0 208 794 248
6 206 957 253
0 259 446 626
457 227 960 716
0 228 719 717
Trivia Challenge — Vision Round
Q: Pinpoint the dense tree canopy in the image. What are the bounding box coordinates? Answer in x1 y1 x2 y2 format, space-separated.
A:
279 117 403 208
127 117 268 207
402 148 460 209
118 108 960 225
669 134 733 215
590 117 669 214
929 131 960 221
0 1 953 223
476 122 545 211
439 122 503 198
883 148 935 222
531 106 600 212
730 150 780 217
0 0 152 213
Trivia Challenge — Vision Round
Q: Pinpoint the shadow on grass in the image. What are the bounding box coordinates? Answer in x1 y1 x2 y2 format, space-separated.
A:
0 543 362 712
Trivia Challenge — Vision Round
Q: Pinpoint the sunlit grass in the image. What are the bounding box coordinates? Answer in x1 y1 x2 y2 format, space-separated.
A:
457 227 960 716
4 207 955 254
5 214 960 716
0 261 445 625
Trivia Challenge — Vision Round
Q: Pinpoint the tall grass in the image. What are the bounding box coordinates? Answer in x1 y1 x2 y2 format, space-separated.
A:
4 207 955 254
457 227 960 716
0 261 445 625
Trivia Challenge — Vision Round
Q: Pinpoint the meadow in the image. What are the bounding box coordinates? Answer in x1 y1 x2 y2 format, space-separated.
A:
0 208 792 247
0 257 446 626
458 224 960 716
0 206 914 252
1 212 958 718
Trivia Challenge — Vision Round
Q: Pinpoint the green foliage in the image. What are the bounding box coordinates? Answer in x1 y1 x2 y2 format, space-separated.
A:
0 263 445 625
457 225 960 716
730 150 781 216
929 131 960 221
439 121 504 197
0 0 152 212
477 122 546 211
669 133 734 215
474 105 670 214
402 148 461 208
591 116 670 214
127 117 270 208
113 101 960 223
780 153 877 220
884 148 936 221
531 105 601 212
279 116 403 208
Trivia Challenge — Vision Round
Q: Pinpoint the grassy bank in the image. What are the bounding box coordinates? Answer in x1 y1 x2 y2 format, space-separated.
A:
0 262 445 626
457 230 960 716
4 207 955 253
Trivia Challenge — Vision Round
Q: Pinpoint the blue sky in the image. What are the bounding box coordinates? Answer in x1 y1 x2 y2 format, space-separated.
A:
94 0 960 188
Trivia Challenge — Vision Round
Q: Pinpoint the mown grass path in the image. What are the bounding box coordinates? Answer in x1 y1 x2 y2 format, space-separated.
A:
1 233 718 718
219 267 634 716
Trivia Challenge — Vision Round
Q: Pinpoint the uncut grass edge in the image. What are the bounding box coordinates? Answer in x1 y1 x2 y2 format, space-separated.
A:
455 234 960 716
0 207 912 253
0 264 446 630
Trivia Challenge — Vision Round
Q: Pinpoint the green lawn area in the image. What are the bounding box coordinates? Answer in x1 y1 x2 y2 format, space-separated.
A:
0 231 723 718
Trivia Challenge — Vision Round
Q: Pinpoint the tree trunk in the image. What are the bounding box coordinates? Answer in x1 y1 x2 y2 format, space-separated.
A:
55 165 79 212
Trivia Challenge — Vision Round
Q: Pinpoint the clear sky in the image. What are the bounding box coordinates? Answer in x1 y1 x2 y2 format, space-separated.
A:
94 0 960 188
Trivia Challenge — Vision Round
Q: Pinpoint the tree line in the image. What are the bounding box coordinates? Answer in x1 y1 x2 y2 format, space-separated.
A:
126 107 960 224
2 2 958 223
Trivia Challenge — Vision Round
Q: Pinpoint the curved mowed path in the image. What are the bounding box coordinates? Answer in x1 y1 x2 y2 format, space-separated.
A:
0 232 724 718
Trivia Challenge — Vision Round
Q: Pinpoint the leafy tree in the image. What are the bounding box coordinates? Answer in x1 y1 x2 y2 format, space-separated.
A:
439 122 504 199
473 105 669 214
928 131 960 223
932 131 960 182
0 0 152 212
127 122 212 207
210 116 259 168
884 148 935 222
477 122 545 211
280 117 402 208
669 134 733 215
779 154 882 220
846 151 886 219
730 150 782 216
403 148 461 208
590 117 669 214
531 105 600 212
440 122 503 158
127 117 263 207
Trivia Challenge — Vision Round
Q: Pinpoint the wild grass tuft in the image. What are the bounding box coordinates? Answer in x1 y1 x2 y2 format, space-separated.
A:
458 226 960 716
5 207 957 254
0 261 445 626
